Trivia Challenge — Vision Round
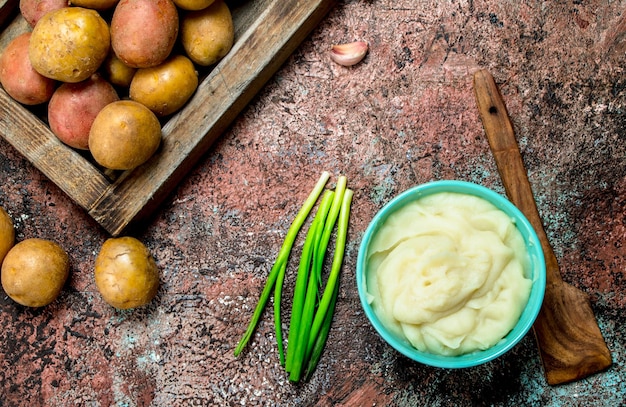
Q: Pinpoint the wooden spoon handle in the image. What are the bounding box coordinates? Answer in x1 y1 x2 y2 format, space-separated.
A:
472 70 561 286
473 69 612 385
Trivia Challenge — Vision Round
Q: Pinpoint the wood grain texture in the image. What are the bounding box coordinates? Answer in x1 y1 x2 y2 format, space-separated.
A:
473 69 612 385
0 0 337 236
0 89 112 208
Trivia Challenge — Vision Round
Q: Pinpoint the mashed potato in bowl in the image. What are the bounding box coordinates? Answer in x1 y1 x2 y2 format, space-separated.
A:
363 184 540 360
356 180 546 368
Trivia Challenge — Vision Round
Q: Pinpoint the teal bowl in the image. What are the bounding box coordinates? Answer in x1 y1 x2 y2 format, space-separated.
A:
356 180 546 368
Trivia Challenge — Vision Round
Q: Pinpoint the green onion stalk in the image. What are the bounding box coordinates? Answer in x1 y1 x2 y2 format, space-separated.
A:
281 190 334 367
233 172 330 357
287 187 353 382
233 172 353 384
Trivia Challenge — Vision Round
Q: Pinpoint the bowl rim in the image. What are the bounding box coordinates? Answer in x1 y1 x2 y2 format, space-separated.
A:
356 180 547 368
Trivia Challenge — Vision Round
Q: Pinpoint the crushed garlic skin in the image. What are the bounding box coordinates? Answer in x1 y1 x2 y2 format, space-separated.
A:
330 41 368 66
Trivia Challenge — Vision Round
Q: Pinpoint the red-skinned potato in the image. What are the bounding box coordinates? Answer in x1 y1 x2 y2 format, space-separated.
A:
111 0 179 68
19 0 68 27
48 74 119 150
0 33 56 105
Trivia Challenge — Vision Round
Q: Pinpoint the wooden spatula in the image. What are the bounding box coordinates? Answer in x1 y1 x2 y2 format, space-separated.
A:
473 69 612 385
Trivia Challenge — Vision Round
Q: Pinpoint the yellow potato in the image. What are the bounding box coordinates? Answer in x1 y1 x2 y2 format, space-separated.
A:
180 0 234 66
129 55 198 117
172 0 214 11
89 100 162 170
70 0 120 9
102 51 137 88
94 236 159 309
0 206 14 266
1 238 69 307
29 7 110 83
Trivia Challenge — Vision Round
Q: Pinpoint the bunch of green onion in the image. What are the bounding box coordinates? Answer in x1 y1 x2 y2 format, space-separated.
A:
234 171 353 383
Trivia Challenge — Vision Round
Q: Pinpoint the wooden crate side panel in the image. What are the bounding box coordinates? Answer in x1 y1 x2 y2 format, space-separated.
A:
0 88 113 208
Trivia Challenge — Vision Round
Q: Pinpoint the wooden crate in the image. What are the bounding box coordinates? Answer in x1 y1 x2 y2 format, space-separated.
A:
0 0 335 236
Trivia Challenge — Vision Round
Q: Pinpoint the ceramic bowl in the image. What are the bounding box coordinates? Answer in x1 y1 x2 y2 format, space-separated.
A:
356 180 546 368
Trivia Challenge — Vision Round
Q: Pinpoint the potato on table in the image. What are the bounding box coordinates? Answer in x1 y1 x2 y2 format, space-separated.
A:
94 236 159 309
1 238 69 307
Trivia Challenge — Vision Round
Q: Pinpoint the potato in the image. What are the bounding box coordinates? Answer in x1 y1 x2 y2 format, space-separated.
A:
0 206 14 266
48 74 119 150
172 0 214 11
94 236 159 309
129 55 198 117
0 33 56 105
70 0 119 9
180 0 234 67
111 0 179 68
19 0 68 27
89 100 161 170
102 51 137 88
1 238 69 307
29 7 110 83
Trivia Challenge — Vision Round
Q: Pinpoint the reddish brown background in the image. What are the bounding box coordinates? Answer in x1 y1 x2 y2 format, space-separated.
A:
1 0 625 405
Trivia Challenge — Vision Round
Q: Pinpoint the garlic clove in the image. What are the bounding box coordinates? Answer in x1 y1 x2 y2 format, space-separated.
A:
330 41 368 67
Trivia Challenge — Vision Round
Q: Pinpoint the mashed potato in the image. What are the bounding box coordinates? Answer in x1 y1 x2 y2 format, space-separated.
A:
366 192 532 356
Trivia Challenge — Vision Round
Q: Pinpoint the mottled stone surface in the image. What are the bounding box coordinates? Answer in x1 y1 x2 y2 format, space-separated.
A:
1 0 625 405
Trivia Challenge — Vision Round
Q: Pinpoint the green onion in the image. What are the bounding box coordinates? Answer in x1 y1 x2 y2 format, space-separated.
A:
313 176 347 289
234 171 330 357
287 252 320 380
286 180 348 382
272 261 288 364
234 173 353 384
304 279 339 381
295 189 352 382
283 190 334 369
305 189 352 369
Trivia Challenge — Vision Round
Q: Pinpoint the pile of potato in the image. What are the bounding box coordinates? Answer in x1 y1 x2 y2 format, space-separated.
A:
0 0 235 170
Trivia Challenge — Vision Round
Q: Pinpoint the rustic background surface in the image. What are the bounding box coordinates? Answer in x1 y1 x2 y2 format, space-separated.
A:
1 0 625 405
